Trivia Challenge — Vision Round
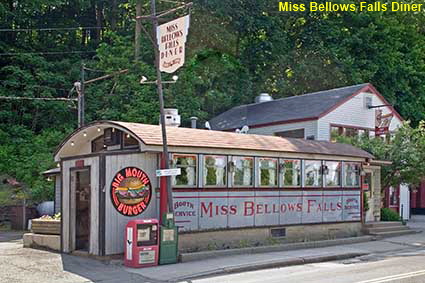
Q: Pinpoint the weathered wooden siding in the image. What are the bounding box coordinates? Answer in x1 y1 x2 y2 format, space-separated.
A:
317 92 403 141
249 120 318 139
54 175 61 214
104 152 158 255
61 157 100 255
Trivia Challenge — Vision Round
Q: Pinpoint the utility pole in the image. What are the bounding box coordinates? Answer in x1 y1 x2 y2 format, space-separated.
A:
135 0 142 61
151 0 173 213
80 63 85 127
74 68 128 128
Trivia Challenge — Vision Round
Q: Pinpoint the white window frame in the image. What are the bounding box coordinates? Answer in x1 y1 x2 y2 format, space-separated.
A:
279 158 302 188
203 155 228 188
257 157 278 188
171 153 198 188
229 156 254 188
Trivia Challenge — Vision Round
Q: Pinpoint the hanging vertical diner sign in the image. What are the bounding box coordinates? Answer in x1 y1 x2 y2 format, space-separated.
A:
375 109 394 136
156 14 190 73
111 167 152 216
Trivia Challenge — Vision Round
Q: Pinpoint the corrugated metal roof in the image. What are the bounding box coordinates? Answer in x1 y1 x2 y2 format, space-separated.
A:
109 121 373 159
208 83 369 130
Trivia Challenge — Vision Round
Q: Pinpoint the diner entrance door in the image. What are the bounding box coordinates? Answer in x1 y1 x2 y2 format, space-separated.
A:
74 169 91 251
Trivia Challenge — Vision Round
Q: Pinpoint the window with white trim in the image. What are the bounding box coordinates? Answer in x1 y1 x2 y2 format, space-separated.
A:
258 158 278 187
230 156 254 187
171 154 197 187
343 162 361 187
280 159 301 187
324 161 341 187
204 155 227 187
304 160 323 187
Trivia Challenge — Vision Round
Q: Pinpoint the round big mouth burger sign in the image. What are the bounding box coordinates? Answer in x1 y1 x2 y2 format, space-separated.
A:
110 167 152 216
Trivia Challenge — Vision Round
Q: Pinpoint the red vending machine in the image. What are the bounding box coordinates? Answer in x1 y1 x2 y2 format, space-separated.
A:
124 219 159 268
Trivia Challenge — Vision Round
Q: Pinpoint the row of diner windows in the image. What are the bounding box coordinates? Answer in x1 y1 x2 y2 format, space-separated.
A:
170 154 361 188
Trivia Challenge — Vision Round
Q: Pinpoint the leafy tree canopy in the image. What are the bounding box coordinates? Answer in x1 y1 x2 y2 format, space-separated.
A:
1 0 425 201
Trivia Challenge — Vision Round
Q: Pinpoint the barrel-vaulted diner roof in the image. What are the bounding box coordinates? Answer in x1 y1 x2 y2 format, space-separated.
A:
54 121 374 161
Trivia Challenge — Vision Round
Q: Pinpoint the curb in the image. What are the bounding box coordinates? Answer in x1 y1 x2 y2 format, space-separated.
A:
172 252 368 281
180 235 375 262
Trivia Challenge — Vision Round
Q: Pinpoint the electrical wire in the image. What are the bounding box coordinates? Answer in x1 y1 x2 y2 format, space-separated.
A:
0 27 104 32
0 82 71 92
0 96 77 101
0 50 96 56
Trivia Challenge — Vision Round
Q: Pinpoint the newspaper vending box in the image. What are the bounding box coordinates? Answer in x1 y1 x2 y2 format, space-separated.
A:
124 219 159 268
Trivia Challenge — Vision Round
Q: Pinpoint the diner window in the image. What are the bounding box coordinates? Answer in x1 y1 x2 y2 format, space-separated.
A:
258 158 278 187
171 154 197 187
123 133 139 148
304 160 323 187
204 155 227 187
280 159 301 187
343 162 360 187
230 156 254 187
92 135 105 152
324 161 341 187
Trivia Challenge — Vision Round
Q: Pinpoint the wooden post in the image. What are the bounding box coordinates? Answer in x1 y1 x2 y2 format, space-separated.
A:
150 0 173 213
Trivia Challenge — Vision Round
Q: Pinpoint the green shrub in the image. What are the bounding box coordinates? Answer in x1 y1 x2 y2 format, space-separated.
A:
381 208 401 221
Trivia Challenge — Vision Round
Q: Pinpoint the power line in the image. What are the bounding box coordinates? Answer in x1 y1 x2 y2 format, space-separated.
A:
0 96 77 101
0 50 96 56
0 82 71 92
0 27 104 32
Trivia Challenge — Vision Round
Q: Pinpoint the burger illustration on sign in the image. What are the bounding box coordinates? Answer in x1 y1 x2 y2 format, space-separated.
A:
111 167 152 216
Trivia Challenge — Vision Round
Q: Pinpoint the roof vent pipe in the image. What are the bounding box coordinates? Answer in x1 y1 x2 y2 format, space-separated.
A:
190 117 198 129
255 93 273 103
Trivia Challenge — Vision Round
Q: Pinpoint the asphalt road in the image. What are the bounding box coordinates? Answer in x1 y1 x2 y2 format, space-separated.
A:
192 249 425 283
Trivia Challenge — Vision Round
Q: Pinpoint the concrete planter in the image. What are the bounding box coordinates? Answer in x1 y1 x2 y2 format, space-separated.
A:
31 219 61 235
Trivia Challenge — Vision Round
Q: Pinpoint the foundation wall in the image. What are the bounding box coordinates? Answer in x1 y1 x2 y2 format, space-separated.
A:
178 222 362 252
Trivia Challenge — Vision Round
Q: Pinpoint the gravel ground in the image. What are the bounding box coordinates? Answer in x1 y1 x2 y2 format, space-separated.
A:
0 233 155 283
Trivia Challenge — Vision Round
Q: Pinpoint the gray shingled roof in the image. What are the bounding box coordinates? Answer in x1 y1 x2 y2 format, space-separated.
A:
209 83 369 130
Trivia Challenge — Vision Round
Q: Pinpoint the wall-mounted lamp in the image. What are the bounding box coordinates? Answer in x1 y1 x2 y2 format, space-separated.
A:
70 141 75 146
97 127 101 132
83 132 87 137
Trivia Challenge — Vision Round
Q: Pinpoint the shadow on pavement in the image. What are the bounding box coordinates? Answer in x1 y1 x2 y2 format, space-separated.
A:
60 254 163 283
0 231 24 242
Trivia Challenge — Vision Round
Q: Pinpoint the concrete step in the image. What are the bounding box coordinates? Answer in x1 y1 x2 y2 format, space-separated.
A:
363 221 402 228
369 230 418 238
364 225 410 234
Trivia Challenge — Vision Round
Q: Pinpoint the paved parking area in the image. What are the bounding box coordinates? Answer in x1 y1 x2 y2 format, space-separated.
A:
0 232 153 283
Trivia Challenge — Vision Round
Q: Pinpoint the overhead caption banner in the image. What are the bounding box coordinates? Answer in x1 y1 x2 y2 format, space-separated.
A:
156 15 190 73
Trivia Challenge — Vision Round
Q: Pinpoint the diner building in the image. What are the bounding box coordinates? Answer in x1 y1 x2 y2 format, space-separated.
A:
54 120 380 256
